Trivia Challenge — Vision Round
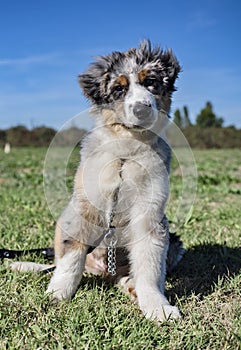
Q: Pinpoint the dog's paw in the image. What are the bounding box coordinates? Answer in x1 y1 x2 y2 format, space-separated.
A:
46 285 71 302
143 304 181 323
138 292 181 323
46 276 80 302
45 290 64 303
118 276 137 302
144 304 181 323
161 304 181 321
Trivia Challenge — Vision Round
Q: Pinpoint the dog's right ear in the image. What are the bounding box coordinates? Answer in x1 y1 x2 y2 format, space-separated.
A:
79 61 108 105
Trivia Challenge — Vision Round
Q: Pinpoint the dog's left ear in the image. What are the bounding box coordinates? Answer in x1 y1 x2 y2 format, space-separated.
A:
79 61 108 105
161 49 181 92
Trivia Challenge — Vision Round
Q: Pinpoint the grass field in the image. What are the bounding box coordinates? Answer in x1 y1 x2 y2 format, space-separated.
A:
0 147 240 349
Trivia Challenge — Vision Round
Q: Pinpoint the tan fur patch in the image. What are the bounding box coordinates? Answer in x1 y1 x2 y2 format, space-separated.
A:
128 287 137 299
102 106 132 136
62 240 87 253
54 211 87 259
74 167 105 227
115 75 129 87
102 109 118 125
106 123 130 136
80 197 105 226
138 69 149 83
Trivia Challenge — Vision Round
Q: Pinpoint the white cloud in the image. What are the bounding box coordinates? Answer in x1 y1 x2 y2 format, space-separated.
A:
0 53 60 66
187 11 217 30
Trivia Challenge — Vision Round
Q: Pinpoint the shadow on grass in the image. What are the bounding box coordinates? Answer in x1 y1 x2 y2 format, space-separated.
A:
79 274 113 292
167 243 241 299
78 243 241 299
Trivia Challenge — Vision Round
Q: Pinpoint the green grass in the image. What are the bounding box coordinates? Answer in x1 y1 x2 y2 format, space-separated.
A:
0 147 240 349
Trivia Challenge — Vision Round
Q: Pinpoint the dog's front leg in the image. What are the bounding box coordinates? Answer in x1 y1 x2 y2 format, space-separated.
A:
129 218 181 322
46 200 88 301
46 243 87 301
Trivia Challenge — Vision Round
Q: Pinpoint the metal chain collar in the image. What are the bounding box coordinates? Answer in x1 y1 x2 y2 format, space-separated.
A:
104 183 122 276
104 227 117 276
104 160 125 276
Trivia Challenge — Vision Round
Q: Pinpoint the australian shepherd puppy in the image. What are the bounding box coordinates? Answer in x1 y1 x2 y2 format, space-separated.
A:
12 41 183 322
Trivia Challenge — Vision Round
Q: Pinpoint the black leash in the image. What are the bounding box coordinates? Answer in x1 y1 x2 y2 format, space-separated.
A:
0 247 54 261
0 245 96 274
0 245 97 262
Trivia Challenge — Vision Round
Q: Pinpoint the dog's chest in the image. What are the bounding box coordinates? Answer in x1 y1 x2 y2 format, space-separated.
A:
82 147 166 210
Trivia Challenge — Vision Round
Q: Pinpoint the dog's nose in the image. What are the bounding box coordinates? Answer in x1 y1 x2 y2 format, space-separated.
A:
133 101 152 119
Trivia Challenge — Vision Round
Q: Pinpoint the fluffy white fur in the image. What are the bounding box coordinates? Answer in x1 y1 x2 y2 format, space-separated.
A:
47 128 181 321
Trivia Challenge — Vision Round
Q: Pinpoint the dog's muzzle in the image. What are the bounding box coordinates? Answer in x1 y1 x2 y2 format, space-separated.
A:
133 101 153 120
129 100 157 129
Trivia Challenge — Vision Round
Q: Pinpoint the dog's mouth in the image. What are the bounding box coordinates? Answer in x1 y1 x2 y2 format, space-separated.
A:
124 120 157 131
126 124 146 131
111 122 149 132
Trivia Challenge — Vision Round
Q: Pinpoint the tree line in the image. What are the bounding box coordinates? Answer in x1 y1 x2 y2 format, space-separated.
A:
0 125 87 148
0 102 240 149
173 101 226 128
172 101 240 148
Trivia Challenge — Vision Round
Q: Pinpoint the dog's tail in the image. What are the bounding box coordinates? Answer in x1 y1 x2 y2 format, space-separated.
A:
10 250 108 275
10 261 54 273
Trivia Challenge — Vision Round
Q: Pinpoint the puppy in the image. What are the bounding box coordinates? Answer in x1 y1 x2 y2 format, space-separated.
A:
12 41 183 322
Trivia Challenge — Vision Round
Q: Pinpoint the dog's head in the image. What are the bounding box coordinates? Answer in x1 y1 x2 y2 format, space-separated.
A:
79 40 181 130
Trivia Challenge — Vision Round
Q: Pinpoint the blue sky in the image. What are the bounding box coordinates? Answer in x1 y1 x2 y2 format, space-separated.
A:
0 0 241 130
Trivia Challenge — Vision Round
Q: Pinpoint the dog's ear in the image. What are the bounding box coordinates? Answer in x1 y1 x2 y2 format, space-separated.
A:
79 51 126 105
160 49 181 92
79 61 109 105
138 40 181 92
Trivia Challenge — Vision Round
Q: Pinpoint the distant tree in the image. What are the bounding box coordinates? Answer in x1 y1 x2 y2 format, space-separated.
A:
173 106 192 129
226 125 236 130
196 102 224 128
183 105 192 127
216 117 224 127
4 125 58 147
173 109 183 128
6 125 31 146
183 126 241 148
32 126 56 146
0 129 7 146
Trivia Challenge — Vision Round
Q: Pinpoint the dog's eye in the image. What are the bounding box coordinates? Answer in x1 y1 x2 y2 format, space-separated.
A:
111 84 126 100
113 85 124 92
143 78 159 88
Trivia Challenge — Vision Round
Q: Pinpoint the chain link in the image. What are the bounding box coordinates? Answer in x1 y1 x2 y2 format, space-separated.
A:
103 176 123 277
104 227 117 276
107 244 116 276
